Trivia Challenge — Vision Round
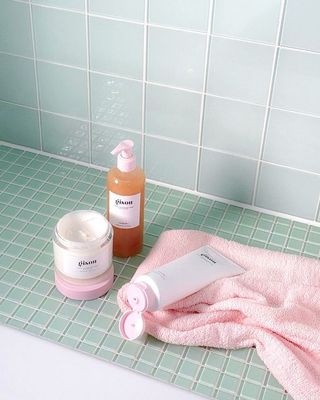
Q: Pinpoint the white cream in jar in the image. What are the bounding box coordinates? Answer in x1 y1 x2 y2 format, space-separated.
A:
53 210 114 300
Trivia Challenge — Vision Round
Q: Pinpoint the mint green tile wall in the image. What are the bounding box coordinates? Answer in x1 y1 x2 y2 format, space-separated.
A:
0 0 319 222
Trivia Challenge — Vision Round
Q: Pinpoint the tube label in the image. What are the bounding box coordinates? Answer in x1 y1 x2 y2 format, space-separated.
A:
135 245 246 311
109 191 140 229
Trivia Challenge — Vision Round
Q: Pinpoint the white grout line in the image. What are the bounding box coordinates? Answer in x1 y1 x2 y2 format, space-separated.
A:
147 133 198 148
0 99 37 112
279 44 320 56
1 141 320 228
7 1 320 54
194 0 215 191
251 0 288 206
3 73 320 122
0 47 316 107
2 120 320 177
4 50 320 121
0 99 142 134
210 32 275 48
0 50 35 62
28 2 43 151
208 34 320 56
27 1 86 15
0 141 108 171
37 58 86 72
245 159 320 177
315 195 320 222
147 22 207 35
88 126 320 177
205 92 266 108
10 0 30 5
270 106 320 120
88 11 144 26
142 80 204 96
85 67 142 83
8 0 320 56
140 0 149 170
84 0 92 164
10 0 320 57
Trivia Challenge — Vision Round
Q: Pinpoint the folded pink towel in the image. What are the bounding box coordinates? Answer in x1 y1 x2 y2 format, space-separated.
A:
118 230 320 400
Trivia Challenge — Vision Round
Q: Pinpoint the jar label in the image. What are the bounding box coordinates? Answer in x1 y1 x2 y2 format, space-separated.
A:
109 192 140 229
54 243 112 279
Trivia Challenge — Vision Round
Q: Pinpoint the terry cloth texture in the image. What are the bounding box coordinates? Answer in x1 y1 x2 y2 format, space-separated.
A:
118 230 320 400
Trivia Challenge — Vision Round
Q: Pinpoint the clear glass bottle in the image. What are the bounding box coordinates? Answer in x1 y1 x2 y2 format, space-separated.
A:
107 140 145 258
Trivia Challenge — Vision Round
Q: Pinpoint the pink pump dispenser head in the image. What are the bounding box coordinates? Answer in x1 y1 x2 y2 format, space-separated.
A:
111 140 136 172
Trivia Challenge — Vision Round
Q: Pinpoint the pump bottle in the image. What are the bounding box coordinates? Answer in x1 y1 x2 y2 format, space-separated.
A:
107 140 145 258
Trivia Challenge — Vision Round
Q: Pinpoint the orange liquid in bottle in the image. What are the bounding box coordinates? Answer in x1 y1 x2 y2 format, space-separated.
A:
107 166 145 258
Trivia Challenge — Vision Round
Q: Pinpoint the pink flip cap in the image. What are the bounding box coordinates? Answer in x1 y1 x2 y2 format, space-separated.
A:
119 311 145 340
127 282 156 311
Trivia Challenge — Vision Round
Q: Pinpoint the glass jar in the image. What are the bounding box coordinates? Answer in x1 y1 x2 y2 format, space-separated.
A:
53 210 113 300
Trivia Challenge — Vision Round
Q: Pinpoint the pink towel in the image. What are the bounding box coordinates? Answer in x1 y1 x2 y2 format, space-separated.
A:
118 230 320 400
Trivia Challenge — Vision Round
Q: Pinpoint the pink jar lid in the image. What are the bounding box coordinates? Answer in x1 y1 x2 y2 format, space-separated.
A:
119 311 145 341
55 266 114 301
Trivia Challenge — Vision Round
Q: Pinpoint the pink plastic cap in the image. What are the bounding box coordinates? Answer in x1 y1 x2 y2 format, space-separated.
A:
55 266 114 301
119 311 145 340
111 140 136 172
127 282 157 312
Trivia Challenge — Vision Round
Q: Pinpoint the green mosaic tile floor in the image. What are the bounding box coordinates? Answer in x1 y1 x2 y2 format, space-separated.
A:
0 144 319 399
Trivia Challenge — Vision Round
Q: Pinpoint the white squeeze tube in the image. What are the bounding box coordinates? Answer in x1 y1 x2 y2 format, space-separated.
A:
126 245 245 312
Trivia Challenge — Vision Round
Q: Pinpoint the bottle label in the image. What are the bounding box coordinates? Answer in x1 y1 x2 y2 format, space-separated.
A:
109 192 141 229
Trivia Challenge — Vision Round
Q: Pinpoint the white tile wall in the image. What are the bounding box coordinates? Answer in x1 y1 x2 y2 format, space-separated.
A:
1 0 320 222
213 0 282 44
282 0 320 52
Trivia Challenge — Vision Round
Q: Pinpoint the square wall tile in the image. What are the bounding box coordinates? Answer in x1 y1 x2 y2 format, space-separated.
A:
199 149 257 204
37 61 88 119
145 84 201 144
255 163 320 219
264 109 320 174
149 0 210 32
0 102 40 149
272 49 320 115
41 112 89 162
92 124 142 168
213 0 281 44
31 0 85 11
145 137 198 189
33 6 86 67
0 0 33 57
207 37 274 104
89 17 144 79
89 0 145 21
0 53 37 107
148 27 206 91
282 0 320 52
90 73 142 130
202 96 265 158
